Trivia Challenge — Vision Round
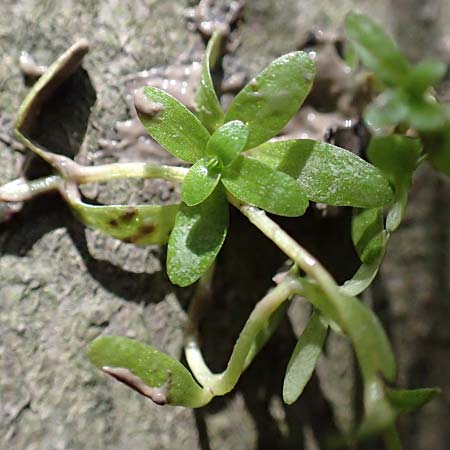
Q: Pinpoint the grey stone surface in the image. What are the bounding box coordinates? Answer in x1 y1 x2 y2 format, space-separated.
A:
0 1 449 450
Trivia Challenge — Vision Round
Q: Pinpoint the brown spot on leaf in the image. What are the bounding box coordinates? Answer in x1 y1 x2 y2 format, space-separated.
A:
120 207 138 222
108 218 119 227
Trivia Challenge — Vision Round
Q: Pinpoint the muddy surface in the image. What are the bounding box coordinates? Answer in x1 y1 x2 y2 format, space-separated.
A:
1 1 449 450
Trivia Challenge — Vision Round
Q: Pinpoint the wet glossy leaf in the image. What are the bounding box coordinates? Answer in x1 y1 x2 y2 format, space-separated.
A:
345 13 410 86
224 52 315 149
248 140 393 208
88 336 209 407
207 120 249 166
70 199 179 245
222 155 308 217
385 386 440 414
404 59 447 95
283 310 328 405
182 158 221 206
352 208 386 264
195 32 225 133
167 185 228 287
137 87 210 163
367 135 421 230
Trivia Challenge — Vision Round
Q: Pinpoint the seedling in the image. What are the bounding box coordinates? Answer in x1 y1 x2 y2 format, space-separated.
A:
1 13 447 449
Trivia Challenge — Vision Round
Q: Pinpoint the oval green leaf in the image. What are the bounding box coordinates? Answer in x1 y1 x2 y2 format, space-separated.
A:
404 59 447 95
222 155 308 217
224 51 315 150
167 184 228 287
283 310 328 405
345 13 410 86
136 87 210 163
195 31 225 133
207 120 249 165
368 135 422 230
181 158 221 206
88 336 210 408
70 198 179 245
248 139 394 208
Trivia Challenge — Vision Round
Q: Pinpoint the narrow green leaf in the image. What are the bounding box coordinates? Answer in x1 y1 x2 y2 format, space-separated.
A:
70 199 179 245
403 59 447 95
222 155 308 217
385 386 440 414
207 120 249 166
300 278 396 382
181 158 221 206
345 13 410 86
195 31 225 133
136 87 210 163
352 208 386 264
341 249 387 297
224 51 315 149
283 310 328 405
88 336 209 408
167 185 228 287
248 139 394 208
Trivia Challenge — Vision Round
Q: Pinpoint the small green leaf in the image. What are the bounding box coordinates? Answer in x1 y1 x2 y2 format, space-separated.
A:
283 310 328 405
367 135 421 230
88 336 209 408
403 59 447 95
424 126 450 177
224 51 315 149
182 158 221 206
385 386 440 415
345 13 410 86
222 155 308 217
352 208 386 264
408 97 447 131
70 199 179 245
167 185 228 287
248 140 394 208
364 90 409 130
195 31 225 133
137 87 210 163
207 120 249 166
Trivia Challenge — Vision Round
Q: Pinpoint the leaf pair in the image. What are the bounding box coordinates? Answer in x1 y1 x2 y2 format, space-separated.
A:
345 13 448 133
137 49 316 286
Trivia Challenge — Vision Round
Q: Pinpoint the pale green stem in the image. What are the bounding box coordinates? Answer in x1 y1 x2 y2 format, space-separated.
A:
185 274 301 395
184 264 217 387
233 200 340 300
74 162 188 184
0 175 61 202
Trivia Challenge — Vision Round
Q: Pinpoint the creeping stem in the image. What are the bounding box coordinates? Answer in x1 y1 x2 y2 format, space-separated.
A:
185 270 301 395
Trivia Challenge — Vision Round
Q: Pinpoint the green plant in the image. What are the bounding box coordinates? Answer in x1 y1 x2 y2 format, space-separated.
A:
1 13 447 449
